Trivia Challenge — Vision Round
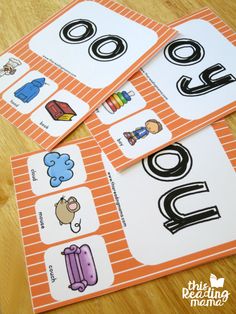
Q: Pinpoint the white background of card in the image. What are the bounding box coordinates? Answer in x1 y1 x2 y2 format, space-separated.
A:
95 81 146 124
45 235 114 301
31 90 89 137
28 145 87 195
29 1 158 89
109 109 172 159
3 70 58 114
143 19 236 119
35 187 99 244
0 53 30 93
104 126 236 265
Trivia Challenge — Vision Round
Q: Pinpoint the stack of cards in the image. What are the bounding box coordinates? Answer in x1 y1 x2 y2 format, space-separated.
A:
0 0 176 149
0 0 235 312
86 8 236 170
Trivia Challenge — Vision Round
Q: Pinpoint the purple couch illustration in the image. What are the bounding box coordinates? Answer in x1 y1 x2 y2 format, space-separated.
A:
62 244 98 292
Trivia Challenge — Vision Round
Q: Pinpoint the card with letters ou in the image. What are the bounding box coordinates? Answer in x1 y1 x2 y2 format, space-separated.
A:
0 0 176 150
86 8 236 171
11 119 236 313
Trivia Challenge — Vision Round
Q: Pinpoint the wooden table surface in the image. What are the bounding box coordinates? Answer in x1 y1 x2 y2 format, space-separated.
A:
0 0 235 313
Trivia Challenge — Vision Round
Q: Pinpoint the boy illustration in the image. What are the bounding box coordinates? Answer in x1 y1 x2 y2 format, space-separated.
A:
123 119 163 145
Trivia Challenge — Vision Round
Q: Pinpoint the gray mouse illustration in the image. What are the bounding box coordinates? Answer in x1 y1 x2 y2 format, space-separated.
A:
55 196 81 233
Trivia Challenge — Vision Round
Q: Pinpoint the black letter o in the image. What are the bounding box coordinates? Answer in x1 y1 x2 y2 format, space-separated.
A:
164 38 205 66
89 35 128 62
142 142 193 181
60 19 97 44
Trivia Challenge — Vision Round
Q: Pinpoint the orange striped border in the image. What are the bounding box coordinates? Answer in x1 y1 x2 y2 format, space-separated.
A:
11 136 130 312
212 119 236 171
86 7 236 171
11 122 236 313
0 0 177 150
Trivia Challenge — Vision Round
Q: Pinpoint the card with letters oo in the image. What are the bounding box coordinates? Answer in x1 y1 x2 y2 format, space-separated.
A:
11 118 236 312
0 0 176 150
86 8 236 171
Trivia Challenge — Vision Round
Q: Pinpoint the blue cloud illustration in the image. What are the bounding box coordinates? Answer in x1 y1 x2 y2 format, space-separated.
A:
43 152 74 187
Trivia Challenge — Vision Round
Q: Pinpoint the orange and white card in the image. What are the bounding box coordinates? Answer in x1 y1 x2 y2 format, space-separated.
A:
0 0 176 150
86 8 236 171
11 119 236 313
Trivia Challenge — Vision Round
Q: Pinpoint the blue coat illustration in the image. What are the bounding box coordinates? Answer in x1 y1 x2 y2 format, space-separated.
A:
14 78 45 103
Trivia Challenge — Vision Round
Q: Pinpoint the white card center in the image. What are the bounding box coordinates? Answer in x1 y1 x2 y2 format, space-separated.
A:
144 19 236 119
29 1 158 89
104 126 236 265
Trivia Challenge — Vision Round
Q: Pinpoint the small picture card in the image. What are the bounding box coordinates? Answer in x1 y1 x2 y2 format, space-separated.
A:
86 8 236 171
11 119 236 313
0 0 176 150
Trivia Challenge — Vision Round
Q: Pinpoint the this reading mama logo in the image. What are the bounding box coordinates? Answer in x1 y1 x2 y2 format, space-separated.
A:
182 274 230 307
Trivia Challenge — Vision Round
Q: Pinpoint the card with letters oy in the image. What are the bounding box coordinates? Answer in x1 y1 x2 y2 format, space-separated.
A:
86 8 236 171
0 0 176 150
11 119 236 313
